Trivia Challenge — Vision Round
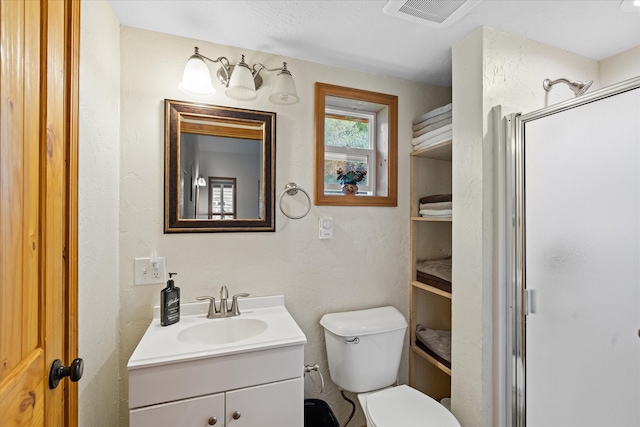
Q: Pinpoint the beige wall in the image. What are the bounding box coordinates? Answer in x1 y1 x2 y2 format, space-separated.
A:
451 27 601 427
78 1 121 426
114 26 450 425
599 44 640 88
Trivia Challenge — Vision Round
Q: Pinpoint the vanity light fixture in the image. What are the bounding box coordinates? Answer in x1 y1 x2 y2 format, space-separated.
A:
197 175 207 187
620 0 640 11
179 46 300 105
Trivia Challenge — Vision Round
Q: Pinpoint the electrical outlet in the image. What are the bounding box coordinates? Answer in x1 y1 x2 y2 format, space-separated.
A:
134 257 166 285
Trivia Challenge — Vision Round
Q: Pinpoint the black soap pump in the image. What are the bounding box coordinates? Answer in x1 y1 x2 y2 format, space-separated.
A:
160 272 180 326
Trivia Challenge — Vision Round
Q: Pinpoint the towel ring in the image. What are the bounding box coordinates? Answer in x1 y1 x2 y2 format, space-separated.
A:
278 182 311 220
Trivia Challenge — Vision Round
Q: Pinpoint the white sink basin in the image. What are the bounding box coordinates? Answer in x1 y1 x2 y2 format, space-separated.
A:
127 295 307 369
177 318 268 345
127 295 307 410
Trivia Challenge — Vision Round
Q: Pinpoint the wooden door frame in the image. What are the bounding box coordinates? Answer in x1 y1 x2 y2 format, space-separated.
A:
63 1 80 425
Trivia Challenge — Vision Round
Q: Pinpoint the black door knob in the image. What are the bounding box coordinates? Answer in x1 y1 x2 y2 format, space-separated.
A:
49 358 84 389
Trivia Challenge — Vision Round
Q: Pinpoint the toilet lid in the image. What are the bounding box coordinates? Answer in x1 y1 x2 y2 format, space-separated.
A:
366 385 460 427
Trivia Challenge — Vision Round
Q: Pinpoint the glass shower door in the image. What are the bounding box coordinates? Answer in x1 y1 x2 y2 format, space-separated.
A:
523 88 640 426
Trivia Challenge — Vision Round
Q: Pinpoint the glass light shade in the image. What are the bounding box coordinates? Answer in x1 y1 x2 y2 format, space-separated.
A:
197 175 206 186
225 63 257 100
269 70 299 105
179 55 215 96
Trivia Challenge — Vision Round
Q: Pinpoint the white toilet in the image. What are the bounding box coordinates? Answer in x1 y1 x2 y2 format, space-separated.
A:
320 306 460 427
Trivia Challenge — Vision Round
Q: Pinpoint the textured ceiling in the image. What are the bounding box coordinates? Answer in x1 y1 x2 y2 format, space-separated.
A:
108 0 640 87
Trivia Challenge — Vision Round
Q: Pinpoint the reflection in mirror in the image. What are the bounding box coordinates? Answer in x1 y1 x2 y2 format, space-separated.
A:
180 133 260 220
314 83 398 206
165 99 275 232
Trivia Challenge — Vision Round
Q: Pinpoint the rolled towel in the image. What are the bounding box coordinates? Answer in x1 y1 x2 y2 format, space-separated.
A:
412 111 452 131
413 117 452 138
413 103 452 124
419 201 452 211
419 194 452 204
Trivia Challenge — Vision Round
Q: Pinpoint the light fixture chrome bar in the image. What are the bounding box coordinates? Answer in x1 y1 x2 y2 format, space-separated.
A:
179 46 299 104
191 47 232 83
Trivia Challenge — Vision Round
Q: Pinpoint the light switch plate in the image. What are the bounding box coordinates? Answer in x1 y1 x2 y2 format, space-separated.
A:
319 217 333 239
134 257 166 285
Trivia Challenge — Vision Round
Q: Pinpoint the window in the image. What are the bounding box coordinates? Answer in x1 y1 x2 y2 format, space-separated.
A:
208 178 237 220
314 83 398 207
323 107 376 195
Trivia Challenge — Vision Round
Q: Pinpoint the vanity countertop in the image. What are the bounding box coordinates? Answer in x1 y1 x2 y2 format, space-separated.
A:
127 295 306 370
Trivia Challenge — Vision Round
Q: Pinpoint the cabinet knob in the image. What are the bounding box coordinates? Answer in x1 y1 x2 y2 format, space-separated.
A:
232 411 241 420
207 416 217 425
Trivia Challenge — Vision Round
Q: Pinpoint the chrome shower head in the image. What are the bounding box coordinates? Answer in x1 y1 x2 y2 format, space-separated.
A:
543 78 593 97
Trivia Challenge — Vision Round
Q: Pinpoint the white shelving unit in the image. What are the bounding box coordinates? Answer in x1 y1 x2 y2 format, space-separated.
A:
408 139 453 400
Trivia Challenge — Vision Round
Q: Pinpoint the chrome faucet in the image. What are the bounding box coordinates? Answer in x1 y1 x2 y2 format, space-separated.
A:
197 287 250 318
195 296 218 318
231 293 250 316
219 286 229 316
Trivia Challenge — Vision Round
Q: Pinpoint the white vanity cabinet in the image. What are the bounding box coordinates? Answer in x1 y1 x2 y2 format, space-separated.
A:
127 296 307 427
130 377 302 427
225 377 302 426
130 392 224 426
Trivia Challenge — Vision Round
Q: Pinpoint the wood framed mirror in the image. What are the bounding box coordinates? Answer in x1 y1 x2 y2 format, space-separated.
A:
314 83 398 206
165 99 275 232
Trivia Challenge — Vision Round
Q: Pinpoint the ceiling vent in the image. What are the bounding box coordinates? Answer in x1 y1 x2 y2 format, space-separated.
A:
382 0 481 28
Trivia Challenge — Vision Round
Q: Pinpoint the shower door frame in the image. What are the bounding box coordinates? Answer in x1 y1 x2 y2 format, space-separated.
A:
504 75 640 427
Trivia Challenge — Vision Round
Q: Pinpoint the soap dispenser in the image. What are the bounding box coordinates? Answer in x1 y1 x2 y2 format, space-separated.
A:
160 272 180 326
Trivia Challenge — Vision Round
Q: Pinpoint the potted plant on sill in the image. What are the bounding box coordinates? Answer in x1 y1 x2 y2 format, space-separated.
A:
336 168 367 196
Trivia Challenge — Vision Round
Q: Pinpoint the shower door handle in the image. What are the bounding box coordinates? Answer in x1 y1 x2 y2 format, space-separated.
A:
524 289 536 315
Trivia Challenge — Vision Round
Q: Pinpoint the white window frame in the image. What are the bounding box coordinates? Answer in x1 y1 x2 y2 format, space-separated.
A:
209 178 236 220
324 107 376 194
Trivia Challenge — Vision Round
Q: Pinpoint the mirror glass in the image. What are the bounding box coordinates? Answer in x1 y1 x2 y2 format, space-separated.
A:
165 99 275 232
314 83 398 206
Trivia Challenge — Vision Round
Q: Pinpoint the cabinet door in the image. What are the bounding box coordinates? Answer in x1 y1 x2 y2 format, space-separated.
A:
130 393 224 427
226 377 303 426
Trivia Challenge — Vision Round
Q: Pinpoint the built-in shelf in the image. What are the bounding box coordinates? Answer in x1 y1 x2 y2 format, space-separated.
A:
410 281 452 299
410 345 452 376
409 132 452 400
411 140 452 161
411 216 452 222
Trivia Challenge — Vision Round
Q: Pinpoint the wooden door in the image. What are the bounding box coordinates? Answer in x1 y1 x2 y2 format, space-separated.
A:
0 0 80 426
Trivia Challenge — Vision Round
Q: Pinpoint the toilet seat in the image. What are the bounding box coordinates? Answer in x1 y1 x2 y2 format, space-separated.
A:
365 385 460 427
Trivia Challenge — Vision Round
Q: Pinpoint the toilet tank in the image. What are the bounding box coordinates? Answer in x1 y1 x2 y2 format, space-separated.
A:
320 306 407 393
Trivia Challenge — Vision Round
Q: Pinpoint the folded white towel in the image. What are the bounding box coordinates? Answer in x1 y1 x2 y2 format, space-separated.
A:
412 111 452 131
419 209 452 217
413 103 452 124
419 201 452 210
411 124 453 146
413 117 452 138
412 130 453 151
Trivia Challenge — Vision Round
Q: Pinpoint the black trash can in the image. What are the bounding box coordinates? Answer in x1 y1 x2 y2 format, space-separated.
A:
304 398 339 427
